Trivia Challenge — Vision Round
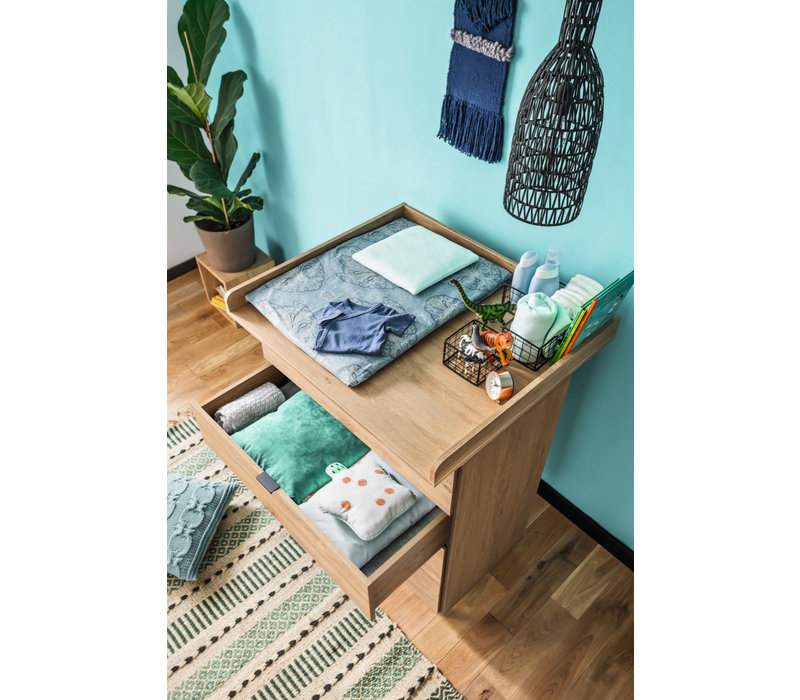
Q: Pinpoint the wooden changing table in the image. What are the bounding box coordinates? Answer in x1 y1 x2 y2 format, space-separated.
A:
190 203 620 619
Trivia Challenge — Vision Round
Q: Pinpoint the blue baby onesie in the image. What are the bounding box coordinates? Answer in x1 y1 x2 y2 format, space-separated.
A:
313 299 415 356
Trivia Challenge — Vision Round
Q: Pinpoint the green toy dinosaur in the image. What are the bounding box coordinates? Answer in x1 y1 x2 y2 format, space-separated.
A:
450 279 516 326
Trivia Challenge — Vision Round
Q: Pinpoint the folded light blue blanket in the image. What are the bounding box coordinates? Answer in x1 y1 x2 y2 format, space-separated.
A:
245 217 511 386
509 292 572 359
352 225 479 295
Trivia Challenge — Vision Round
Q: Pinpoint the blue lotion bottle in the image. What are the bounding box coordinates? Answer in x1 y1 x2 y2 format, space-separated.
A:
528 245 561 297
510 251 538 303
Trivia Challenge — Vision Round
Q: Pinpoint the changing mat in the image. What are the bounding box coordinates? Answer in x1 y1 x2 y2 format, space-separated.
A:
245 217 511 386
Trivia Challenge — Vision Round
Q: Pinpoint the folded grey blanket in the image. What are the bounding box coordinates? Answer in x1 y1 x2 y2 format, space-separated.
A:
213 382 285 434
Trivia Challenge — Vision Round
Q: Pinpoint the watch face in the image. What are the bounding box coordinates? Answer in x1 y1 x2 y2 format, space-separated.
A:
486 371 512 401
486 372 502 399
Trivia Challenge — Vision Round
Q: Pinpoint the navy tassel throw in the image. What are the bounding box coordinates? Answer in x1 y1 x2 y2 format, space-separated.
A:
437 0 518 163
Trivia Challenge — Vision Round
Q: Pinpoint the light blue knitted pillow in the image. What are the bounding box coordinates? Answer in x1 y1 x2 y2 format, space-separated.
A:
167 473 237 581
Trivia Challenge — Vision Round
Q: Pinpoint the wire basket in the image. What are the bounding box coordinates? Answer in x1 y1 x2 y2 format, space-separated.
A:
442 283 572 384
442 320 503 386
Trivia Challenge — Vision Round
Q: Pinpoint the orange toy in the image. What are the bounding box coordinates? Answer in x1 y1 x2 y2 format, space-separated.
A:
480 329 513 366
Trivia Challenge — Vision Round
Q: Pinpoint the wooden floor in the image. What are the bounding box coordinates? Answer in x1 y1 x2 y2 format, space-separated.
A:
167 269 634 699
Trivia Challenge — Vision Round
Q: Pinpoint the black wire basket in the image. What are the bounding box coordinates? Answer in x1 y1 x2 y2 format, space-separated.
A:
442 320 503 385
442 284 568 384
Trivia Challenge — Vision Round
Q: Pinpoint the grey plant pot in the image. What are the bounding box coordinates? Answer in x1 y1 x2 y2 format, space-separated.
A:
195 214 256 273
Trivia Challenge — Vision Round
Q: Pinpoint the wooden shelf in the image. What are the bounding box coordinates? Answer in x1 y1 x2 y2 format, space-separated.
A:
195 248 275 326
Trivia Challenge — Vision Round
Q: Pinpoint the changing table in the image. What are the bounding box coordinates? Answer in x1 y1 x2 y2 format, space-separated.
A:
190 203 620 619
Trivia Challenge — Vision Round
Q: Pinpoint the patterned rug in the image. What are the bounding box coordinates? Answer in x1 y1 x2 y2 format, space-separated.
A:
167 417 462 700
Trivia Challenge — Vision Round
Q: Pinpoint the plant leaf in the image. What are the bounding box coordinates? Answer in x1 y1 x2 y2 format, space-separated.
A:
186 196 225 216
230 208 252 224
233 152 261 194
167 83 211 126
212 70 246 139
241 195 264 210
214 121 238 182
167 120 212 167
225 198 247 215
189 159 234 198
177 0 230 85
183 214 224 224
167 184 203 198
167 65 183 87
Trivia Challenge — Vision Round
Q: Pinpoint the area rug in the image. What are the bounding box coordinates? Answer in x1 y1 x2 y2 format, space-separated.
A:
167 417 462 700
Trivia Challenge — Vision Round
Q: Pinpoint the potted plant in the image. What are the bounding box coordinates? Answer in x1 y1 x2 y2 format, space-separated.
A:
167 0 263 273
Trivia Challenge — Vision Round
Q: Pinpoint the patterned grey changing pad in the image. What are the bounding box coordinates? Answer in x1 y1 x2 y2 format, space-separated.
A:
245 217 511 386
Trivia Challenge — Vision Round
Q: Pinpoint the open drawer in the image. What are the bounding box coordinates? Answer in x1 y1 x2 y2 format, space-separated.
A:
189 364 451 619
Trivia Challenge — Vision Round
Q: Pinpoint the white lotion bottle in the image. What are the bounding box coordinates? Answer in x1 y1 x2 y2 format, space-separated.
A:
528 245 561 297
510 251 538 303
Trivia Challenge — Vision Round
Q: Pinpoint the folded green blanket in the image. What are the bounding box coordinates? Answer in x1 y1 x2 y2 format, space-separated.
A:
232 391 369 504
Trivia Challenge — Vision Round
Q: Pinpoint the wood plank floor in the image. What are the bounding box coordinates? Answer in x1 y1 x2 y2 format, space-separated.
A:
167 269 634 699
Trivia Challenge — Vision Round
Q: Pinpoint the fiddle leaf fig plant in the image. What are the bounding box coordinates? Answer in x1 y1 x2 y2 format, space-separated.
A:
167 0 263 231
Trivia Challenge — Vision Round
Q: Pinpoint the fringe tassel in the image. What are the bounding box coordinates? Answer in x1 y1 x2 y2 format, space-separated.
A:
462 0 515 34
437 94 503 163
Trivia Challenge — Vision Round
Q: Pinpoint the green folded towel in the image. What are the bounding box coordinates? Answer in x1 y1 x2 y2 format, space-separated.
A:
232 391 369 504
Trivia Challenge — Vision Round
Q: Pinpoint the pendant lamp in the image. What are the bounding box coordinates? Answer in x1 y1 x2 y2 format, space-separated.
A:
503 0 604 226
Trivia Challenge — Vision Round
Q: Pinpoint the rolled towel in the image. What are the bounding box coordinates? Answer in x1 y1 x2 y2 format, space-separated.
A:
214 382 285 434
559 286 589 309
571 274 604 297
509 292 557 359
545 300 572 349
551 289 581 320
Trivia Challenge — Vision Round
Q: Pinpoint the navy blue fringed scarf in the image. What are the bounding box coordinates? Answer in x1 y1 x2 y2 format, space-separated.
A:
437 0 518 163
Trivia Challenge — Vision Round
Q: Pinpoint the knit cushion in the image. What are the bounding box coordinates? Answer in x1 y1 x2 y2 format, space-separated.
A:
167 473 237 581
352 225 479 295
316 459 417 541
232 391 370 504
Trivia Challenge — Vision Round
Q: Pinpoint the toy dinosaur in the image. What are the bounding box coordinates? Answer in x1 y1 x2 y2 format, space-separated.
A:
479 329 513 366
450 279 516 326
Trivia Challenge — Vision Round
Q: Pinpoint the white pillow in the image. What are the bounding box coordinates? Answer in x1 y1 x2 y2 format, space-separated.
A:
317 458 416 540
299 452 436 568
352 225 479 295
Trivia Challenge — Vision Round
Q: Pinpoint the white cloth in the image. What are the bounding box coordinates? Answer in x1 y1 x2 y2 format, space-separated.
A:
299 452 436 568
551 274 605 320
317 459 416 541
571 274 604 297
551 289 581 319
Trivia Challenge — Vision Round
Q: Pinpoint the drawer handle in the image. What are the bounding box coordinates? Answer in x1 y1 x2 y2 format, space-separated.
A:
256 471 281 494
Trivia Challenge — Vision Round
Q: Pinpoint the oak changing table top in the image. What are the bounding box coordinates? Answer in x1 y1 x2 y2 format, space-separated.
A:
225 204 620 490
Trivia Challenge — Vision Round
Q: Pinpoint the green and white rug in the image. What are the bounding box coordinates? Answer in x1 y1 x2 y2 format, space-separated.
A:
167 418 462 700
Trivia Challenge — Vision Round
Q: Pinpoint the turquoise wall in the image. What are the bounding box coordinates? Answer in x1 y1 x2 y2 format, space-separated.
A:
199 0 633 547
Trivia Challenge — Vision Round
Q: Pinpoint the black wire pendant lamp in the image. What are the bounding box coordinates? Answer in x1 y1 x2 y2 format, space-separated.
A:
503 0 604 226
